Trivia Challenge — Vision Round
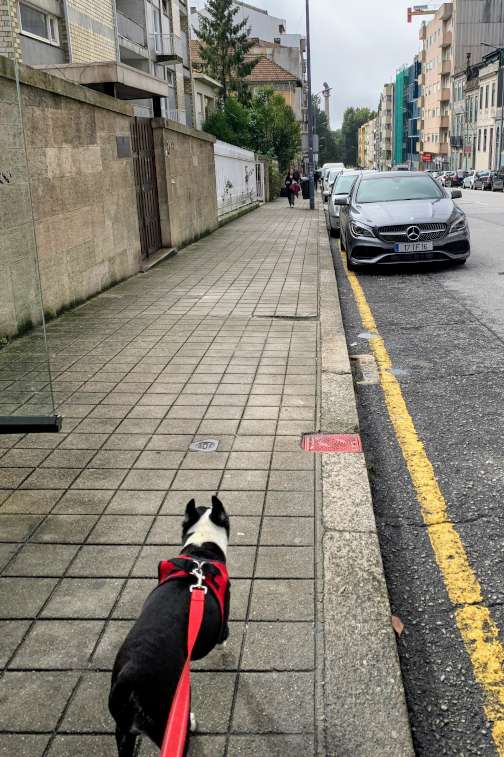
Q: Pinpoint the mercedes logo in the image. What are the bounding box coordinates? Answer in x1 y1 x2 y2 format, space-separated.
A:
406 225 421 241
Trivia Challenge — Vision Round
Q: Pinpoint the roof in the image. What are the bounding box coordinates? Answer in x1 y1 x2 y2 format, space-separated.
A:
245 56 299 83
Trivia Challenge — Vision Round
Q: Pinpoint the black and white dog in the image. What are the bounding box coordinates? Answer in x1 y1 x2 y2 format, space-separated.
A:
109 496 230 757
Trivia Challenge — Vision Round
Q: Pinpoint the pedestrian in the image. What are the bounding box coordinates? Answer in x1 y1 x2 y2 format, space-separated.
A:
314 170 320 190
293 167 301 183
285 170 295 207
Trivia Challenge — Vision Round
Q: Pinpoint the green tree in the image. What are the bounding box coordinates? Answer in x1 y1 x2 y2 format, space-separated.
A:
195 0 257 101
249 88 301 171
203 96 252 147
340 106 376 166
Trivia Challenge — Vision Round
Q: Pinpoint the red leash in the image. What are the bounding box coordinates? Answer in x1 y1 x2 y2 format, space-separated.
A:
160 566 207 757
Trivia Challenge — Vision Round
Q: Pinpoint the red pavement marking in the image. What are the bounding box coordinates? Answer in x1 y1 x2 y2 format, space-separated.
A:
301 433 363 453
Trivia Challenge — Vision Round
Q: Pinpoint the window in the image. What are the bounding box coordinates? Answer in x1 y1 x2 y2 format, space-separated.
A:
492 82 496 107
484 128 487 151
356 175 443 203
478 129 482 150
485 85 489 109
480 87 484 108
197 93 203 114
19 2 59 45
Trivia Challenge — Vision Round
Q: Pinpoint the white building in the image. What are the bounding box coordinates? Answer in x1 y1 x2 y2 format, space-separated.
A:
191 1 286 42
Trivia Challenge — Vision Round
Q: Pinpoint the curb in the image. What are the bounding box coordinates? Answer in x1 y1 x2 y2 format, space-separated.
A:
317 206 414 756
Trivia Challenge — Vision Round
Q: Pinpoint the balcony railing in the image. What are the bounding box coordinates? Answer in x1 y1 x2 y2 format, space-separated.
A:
149 33 184 63
117 12 146 48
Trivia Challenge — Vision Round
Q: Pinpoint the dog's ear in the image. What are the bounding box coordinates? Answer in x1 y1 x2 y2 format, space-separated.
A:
183 498 198 526
210 495 228 529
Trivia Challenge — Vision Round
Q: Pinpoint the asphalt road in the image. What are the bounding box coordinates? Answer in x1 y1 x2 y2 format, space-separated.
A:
331 188 504 756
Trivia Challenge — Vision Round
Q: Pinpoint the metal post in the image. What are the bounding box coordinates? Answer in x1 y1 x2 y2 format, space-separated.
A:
305 0 315 209
500 55 504 169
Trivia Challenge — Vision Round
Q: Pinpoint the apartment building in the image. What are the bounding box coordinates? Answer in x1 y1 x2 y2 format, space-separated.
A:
475 55 500 170
393 56 421 168
0 0 194 122
376 82 394 170
358 124 366 167
358 117 377 169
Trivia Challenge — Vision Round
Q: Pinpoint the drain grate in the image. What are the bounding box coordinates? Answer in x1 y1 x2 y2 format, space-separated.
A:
301 433 362 453
189 439 219 452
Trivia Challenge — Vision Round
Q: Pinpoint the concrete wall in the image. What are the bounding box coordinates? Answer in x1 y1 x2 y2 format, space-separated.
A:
0 57 140 337
214 139 257 220
152 117 218 249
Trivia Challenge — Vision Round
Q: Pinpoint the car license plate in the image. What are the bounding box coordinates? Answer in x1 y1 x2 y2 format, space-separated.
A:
394 242 434 253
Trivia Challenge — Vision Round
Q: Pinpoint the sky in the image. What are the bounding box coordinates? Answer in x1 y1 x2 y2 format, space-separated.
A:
230 0 425 129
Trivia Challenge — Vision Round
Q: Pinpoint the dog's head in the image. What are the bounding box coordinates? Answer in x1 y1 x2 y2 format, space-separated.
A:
182 495 230 557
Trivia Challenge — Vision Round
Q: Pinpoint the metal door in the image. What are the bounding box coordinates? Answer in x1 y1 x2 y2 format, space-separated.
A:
255 162 265 202
130 118 162 258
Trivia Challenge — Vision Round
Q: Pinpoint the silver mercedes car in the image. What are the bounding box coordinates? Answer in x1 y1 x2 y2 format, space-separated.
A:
335 172 470 269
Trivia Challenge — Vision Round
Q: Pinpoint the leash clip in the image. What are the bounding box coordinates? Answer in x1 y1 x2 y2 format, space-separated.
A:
189 561 208 594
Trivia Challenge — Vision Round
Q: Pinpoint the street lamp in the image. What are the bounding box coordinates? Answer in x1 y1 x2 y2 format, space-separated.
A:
305 0 315 210
481 42 504 169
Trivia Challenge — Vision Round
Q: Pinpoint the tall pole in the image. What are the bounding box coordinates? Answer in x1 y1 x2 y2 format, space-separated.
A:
305 0 315 210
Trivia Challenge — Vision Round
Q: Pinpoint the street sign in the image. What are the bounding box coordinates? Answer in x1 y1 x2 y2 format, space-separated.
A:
464 145 472 154
421 152 433 162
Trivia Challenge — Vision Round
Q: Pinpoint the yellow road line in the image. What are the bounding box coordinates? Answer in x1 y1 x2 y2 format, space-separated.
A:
341 250 504 753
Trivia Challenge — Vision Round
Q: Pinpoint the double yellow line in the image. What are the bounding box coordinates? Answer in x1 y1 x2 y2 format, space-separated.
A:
342 252 504 753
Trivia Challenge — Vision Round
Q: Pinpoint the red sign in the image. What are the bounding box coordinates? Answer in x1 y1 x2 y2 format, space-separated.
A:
421 152 433 162
301 433 363 453
464 145 472 154
407 6 412 22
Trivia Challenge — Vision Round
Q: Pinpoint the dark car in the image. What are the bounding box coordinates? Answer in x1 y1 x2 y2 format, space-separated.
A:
449 170 469 187
490 171 504 191
336 171 470 269
473 171 493 190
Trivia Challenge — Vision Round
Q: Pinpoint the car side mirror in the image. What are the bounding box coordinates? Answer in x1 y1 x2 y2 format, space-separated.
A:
450 189 462 199
332 194 350 206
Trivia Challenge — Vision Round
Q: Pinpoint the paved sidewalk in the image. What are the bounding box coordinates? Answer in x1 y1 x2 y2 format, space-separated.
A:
0 200 321 756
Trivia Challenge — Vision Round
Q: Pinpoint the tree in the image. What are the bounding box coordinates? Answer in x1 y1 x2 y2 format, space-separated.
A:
203 96 252 147
340 106 376 166
195 0 257 101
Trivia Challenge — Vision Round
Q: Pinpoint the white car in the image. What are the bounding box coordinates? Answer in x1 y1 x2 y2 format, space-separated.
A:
321 162 345 195
463 171 476 189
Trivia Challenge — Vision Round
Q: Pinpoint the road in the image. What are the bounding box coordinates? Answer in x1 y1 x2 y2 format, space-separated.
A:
331 188 504 756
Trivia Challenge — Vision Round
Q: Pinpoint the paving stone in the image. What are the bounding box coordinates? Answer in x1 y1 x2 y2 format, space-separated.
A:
226 452 271 470
4 543 78 576
0 513 43 541
134 450 186 468
220 470 268 491
20 468 80 489
197 419 240 435
271 451 315 470
156 419 200 434
250 580 314 621
256 546 314 578
0 448 50 467
193 621 243 671
0 577 57 617
52 490 113 515
181 451 229 470
116 418 160 434
241 622 314 670
46 734 116 757
0 543 17 570
121 469 176 491
172 469 222 490
227 735 315 755
191 672 236 732
231 672 314 733
41 578 124 618
89 450 140 468
113 579 157 618
0 467 34 488
72 468 127 489
268 470 314 491
145 434 193 450
0 734 50 757
260 517 314 546
103 434 151 450
10 620 104 668
0 671 79 729
59 433 108 449
0 620 31 665
68 545 139 576
61 671 113 732
32 515 98 543
227 546 255 578
264 491 314 516
238 420 277 435
231 435 275 452
91 619 133 668
87 515 154 544
41 449 95 468
106 490 164 514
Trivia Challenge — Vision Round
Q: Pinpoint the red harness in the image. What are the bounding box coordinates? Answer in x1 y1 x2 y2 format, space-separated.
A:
158 556 229 757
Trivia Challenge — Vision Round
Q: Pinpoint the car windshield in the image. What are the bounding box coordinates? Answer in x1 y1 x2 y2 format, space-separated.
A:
356 175 444 203
333 174 357 194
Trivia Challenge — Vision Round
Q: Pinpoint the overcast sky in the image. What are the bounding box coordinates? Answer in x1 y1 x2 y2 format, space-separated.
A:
241 0 424 128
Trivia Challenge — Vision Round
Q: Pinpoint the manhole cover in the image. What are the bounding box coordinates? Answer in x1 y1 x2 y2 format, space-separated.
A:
189 439 219 452
301 433 362 453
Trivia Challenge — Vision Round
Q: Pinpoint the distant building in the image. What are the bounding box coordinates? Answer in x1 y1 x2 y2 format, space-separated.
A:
358 118 377 169
376 82 394 170
475 54 501 170
393 56 421 169
0 0 194 122
191 1 287 42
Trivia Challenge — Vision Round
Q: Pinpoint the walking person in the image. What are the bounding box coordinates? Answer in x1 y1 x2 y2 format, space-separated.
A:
285 170 295 207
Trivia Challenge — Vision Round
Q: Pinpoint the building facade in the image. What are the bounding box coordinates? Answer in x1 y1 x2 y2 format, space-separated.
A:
475 56 499 170
359 117 377 168
0 0 193 121
376 82 394 170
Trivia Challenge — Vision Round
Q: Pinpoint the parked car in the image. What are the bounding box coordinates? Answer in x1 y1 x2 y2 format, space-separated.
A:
462 170 477 189
490 171 504 191
325 171 361 237
336 171 470 269
441 171 456 186
473 171 493 190
321 163 344 195
323 166 344 202
448 170 469 187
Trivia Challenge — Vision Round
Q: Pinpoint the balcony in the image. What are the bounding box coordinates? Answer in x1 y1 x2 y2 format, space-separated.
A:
441 30 452 47
441 60 451 75
150 33 183 63
440 3 452 20
117 12 148 56
440 88 450 101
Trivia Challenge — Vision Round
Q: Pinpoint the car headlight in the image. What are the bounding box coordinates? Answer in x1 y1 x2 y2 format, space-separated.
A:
449 216 467 234
350 221 374 238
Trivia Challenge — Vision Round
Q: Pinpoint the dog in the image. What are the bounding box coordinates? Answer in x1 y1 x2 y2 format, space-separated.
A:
109 495 230 757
